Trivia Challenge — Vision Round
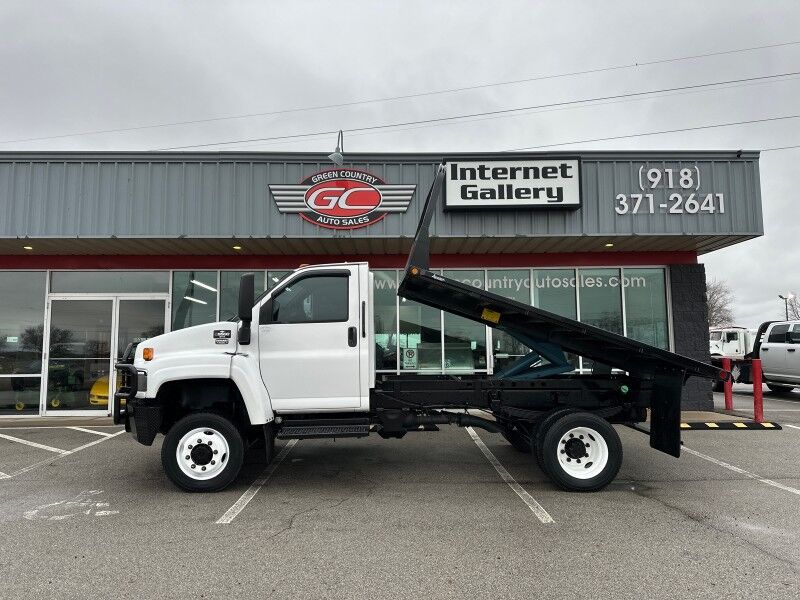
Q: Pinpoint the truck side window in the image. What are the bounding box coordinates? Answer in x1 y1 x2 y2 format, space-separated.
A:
767 324 790 343
261 274 349 324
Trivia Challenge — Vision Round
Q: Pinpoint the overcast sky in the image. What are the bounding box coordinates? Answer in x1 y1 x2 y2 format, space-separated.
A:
1 1 799 327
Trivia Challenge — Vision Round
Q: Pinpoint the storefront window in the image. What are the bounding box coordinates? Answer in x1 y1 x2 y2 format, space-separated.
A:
533 268 579 369
578 268 623 372
0 377 41 414
578 268 623 334
0 271 47 376
50 271 168 293
442 270 487 371
0 271 46 414
533 269 577 318
219 271 265 321
171 271 218 330
373 270 398 370
624 268 669 349
267 270 291 290
399 298 441 371
487 269 531 372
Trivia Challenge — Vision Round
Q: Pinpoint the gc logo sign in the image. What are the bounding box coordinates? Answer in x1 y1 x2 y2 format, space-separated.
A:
270 169 416 230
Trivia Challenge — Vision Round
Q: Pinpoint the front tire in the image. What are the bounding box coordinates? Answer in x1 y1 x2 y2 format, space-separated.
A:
539 412 622 492
162 412 244 492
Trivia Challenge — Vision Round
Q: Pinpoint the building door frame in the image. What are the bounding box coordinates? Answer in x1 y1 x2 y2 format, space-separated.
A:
41 294 169 417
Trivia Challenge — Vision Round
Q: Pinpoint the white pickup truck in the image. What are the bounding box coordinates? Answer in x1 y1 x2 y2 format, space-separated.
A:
114 167 725 494
755 321 800 393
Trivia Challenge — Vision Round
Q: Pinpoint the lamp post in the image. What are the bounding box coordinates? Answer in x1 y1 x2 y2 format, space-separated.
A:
779 293 795 320
328 130 344 166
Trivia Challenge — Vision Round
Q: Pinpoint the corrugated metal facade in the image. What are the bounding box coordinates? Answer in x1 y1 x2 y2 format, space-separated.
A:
0 151 762 255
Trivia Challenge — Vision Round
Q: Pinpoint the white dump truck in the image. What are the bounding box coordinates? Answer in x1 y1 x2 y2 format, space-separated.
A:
114 166 727 493
709 326 757 391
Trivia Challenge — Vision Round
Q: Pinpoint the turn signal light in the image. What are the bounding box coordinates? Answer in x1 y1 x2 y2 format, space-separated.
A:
143 347 154 361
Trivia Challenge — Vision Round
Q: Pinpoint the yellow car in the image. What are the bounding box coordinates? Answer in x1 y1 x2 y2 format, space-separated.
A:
89 376 109 406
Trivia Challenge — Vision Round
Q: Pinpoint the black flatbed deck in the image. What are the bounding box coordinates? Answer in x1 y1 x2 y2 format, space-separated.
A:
390 164 728 457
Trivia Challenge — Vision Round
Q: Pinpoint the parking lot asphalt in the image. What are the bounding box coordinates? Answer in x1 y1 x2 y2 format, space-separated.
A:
0 398 798 599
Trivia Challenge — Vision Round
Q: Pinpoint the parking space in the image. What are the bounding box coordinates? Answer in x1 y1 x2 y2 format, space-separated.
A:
0 417 798 598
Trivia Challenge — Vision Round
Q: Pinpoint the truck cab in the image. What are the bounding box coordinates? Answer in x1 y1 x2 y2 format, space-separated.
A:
709 327 756 359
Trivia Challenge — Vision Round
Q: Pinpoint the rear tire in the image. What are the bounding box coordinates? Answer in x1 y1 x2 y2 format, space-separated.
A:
534 408 575 469
162 412 244 492
766 383 794 394
539 412 622 492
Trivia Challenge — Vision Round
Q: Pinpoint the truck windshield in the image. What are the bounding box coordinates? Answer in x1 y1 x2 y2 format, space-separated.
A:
710 332 722 341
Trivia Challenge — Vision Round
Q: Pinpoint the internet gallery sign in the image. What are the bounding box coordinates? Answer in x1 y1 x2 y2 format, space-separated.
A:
445 159 580 209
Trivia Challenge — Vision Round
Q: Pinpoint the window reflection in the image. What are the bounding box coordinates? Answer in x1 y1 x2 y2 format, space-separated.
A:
50 271 168 294
220 271 265 321
0 271 46 375
487 269 531 372
46 300 112 411
0 377 40 414
267 271 291 290
443 270 487 371
399 298 441 371
171 271 218 330
373 270 398 370
624 268 668 349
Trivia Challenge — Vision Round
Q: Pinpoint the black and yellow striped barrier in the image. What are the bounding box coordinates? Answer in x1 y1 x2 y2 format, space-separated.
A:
680 421 782 430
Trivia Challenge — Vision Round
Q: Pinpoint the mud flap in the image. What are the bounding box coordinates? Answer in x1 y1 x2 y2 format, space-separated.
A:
649 367 685 457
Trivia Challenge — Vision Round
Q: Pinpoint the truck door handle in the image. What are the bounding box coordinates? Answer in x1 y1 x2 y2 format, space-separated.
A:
789 348 796 352
348 326 357 347
762 347 769 351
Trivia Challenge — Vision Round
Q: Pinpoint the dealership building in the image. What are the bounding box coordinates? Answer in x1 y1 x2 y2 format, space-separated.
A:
0 150 763 416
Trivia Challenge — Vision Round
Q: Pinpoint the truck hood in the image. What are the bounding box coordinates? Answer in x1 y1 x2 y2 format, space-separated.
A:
132 321 238 367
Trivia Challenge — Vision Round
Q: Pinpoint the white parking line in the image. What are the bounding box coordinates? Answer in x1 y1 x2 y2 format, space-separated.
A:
683 446 800 497
784 424 800 431
68 426 117 438
5 431 126 479
465 427 554 524
0 471 10 479
216 440 298 525
0 432 69 455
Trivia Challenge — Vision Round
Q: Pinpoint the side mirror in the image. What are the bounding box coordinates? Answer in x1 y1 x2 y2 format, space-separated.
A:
238 273 255 345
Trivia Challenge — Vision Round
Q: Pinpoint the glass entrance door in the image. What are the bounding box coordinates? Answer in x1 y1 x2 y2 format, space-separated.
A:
43 297 167 415
45 299 113 413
